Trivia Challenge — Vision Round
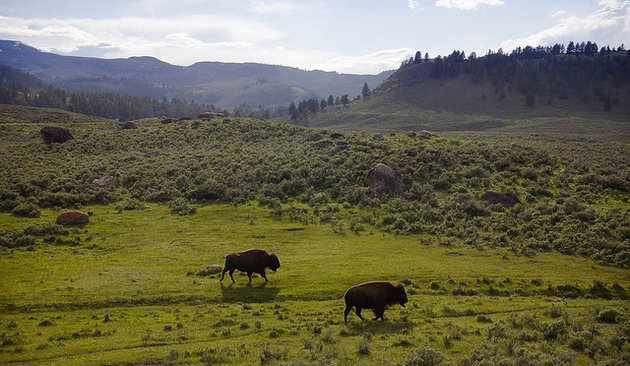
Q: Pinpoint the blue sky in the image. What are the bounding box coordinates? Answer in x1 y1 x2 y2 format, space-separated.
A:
0 0 628 74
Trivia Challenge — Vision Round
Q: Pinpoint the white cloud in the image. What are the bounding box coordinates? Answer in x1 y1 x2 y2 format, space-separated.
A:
435 0 504 10
551 10 567 18
0 14 287 58
249 1 302 14
408 0 422 11
500 0 630 51
311 48 414 74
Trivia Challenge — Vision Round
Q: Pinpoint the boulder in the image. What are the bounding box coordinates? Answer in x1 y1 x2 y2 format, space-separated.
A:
420 130 438 138
56 210 89 225
161 118 174 124
120 121 138 129
92 176 117 188
481 190 519 208
40 126 73 144
365 163 404 195
204 264 222 274
330 133 344 139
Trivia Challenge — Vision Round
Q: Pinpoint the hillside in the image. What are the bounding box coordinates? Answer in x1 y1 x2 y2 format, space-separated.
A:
1 105 629 364
0 40 392 107
296 50 630 133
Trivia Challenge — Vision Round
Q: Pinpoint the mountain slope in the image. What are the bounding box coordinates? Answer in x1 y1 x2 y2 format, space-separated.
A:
299 51 630 133
0 40 393 106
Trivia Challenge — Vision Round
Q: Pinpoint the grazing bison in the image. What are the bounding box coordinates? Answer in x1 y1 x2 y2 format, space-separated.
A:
220 249 280 283
344 281 408 323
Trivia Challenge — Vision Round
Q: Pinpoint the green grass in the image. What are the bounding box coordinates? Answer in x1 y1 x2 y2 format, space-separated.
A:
1 203 629 364
0 104 114 125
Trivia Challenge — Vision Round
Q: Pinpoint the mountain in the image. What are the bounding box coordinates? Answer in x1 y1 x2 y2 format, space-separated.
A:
297 48 630 133
0 40 393 106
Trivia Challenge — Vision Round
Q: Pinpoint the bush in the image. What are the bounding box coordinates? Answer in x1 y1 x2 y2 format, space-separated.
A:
597 308 621 323
11 202 41 218
168 198 197 215
400 346 445 366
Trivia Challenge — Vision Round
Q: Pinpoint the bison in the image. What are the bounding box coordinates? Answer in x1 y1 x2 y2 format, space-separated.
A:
220 249 280 283
344 281 408 323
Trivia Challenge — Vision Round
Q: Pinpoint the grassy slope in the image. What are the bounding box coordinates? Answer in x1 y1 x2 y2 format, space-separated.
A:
0 104 115 124
1 204 629 365
288 72 630 133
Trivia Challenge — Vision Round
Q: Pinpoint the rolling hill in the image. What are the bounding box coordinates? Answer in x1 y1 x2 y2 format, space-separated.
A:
0 40 393 107
297 49 630 133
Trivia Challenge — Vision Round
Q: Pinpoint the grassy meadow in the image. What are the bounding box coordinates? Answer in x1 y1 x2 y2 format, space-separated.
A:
1 105 629 365
1 203 629 365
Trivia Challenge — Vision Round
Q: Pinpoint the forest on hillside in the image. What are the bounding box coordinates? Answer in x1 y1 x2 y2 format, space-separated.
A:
394 42 630 110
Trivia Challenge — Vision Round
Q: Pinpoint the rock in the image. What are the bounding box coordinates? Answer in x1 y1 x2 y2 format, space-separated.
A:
92 176 117 188
56 210 89 225
305 134 322 142
420 130 438 138
205 264 222 274
40 126 73 144
120 121 138 129
481 190 519 208
161 118 174 124
365 163 404 195
312 140 334 149
330 133 344 139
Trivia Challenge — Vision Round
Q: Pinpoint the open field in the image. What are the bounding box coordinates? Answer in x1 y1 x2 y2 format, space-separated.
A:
1 203 630 365
1 105 629 364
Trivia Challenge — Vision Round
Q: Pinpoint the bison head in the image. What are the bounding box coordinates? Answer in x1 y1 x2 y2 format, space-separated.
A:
267 253 280 271
395 283 408 307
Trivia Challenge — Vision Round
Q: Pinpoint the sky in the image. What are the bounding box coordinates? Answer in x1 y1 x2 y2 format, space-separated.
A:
0 0 628 74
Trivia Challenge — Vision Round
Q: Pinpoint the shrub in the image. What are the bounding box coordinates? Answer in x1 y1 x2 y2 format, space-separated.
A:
597 308 621 323
400 346 445 366
11 202 41 218
540 319 567 339
168 198 197 215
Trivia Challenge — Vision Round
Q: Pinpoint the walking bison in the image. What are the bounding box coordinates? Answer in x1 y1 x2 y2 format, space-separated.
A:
344 281 408 323
220 249 280 283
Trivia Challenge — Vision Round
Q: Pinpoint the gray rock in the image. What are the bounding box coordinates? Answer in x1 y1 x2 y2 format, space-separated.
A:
365 163 404 195
205 264 222 274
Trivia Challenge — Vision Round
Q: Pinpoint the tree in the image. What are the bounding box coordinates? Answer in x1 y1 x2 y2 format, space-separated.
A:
424 53 429 61
288 101 298 120
414 51 422 64
327 94 334 106
340 94 349 106
361 82 370 99
320 99 327 110
567 41 575 55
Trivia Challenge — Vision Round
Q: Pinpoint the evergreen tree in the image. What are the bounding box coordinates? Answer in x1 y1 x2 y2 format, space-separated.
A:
340 94 349 106
288 101 298 120
361 82 370 99
414 51 422 64
327 94 334 106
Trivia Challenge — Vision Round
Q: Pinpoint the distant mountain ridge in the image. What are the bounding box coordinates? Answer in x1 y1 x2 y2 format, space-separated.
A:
0 40 393 106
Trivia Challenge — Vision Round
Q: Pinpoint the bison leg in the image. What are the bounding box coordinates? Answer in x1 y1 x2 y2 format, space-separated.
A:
260 271 269 282
220 267 228 282
229 269 236 283
355 308 364 321
372 306 385 321
344 305 352 323
247 272 253 282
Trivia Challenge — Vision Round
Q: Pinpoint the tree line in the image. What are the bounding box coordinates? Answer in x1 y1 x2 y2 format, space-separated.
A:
398 42 629 109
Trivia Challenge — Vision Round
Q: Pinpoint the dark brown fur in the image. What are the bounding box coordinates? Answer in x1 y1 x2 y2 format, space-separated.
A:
220 249 280 283
344 281 408 323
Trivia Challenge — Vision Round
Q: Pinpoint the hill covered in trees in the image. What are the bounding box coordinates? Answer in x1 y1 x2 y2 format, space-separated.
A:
293 43 630 132
0 40 392 107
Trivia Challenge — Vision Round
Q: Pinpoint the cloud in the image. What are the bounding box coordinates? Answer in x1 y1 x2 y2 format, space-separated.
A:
249 1 302 14
311 48 414 74
435 0 504 10
0 14 287 58
551 10 567 18
408 0 423 11
500 0 630 51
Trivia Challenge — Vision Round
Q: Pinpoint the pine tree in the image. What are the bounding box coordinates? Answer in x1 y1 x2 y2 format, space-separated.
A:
361 82 370 99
